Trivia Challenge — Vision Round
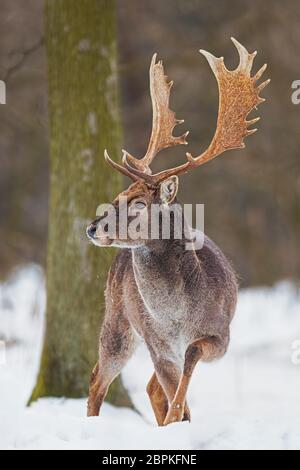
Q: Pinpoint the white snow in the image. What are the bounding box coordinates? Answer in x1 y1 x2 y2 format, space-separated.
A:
0 264 300 450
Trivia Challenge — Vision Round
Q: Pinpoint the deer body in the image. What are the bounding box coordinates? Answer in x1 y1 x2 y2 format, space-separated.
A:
86 39 268 425
89 228 237 425
116 234 236 362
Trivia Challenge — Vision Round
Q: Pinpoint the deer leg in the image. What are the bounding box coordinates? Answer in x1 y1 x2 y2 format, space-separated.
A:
87 355 126 417
87 314 137 417
146 372 169 426
163 345 200 426
163 336 224 425
87 361 107 417
150 356 191 425
87 354 133 417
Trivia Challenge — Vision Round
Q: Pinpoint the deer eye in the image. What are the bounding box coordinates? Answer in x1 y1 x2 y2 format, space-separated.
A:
133 201 146 210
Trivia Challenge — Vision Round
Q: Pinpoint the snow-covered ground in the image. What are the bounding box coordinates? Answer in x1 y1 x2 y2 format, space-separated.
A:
1 264 300 450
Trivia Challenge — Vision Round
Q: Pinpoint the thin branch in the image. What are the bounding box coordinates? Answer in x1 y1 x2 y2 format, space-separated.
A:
2 38 44 82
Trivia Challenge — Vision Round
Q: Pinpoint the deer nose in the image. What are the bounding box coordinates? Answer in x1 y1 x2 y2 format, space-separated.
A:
87 223 97 238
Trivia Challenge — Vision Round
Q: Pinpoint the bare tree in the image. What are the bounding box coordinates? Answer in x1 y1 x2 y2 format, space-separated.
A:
30 0 132 407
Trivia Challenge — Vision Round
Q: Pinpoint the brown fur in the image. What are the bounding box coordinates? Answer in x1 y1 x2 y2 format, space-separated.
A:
86 180 238 425
86 39 268 424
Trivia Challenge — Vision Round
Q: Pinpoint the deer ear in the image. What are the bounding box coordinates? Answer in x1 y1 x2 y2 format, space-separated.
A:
159 176 179 204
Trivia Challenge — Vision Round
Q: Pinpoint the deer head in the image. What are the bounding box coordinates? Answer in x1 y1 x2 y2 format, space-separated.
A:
87 38 269 248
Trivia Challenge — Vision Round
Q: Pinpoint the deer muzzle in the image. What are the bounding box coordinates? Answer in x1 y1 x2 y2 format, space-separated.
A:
86 220 112 246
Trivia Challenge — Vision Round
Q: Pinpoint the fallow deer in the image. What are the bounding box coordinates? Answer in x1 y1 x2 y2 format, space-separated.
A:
86 38 269 426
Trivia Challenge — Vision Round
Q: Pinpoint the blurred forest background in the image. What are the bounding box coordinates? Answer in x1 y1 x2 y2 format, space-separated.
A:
0 0 299 287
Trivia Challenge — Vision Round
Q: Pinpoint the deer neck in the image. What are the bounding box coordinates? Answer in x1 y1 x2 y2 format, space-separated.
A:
131 235 199 320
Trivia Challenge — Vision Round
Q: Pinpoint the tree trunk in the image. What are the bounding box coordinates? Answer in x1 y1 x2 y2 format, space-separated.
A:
30 0 132 407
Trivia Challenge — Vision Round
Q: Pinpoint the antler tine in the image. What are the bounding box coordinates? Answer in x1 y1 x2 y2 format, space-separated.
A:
231 37 257 75
104 149 139 181
124 53 189 174
253 63 267 82
122 153 157 185
136 38 269 185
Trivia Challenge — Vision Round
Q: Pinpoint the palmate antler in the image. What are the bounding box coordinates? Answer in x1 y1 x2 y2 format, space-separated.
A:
124 53 189 174
104 52 189 180
105 38 269 185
